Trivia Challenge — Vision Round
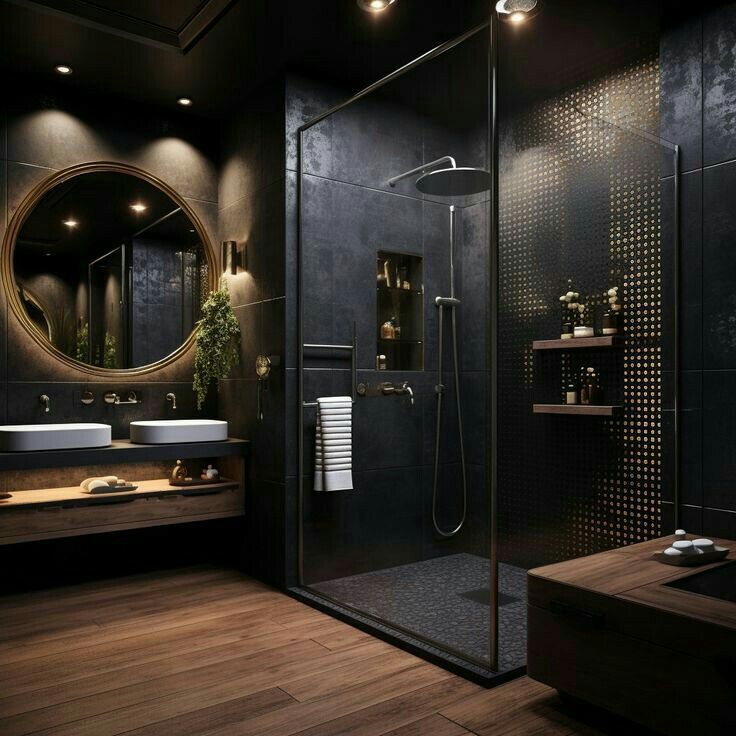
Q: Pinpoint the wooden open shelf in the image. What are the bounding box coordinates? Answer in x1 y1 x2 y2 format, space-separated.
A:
533 404 621 416
533 336 623 350
0 477 244 545
0 478 239 510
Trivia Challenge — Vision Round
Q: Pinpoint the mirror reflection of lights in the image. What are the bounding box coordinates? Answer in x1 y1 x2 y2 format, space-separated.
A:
62 218 78 228
54 64 73 75
176 97 193 107
130 203 147 213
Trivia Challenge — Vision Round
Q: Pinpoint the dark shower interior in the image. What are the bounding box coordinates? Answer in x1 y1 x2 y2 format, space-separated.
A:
292 0 680 681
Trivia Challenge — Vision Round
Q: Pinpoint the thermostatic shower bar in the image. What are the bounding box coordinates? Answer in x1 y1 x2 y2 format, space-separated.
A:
302 322 358 408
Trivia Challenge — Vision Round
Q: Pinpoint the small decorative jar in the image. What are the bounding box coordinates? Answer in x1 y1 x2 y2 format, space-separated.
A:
602 309 620 335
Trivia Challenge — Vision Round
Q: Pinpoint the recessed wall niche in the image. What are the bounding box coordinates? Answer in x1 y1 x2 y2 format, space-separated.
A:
376 250 424 371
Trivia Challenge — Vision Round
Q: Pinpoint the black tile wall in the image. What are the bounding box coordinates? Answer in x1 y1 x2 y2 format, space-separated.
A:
288 75 491 585
661 3 736 541
217 84 290 587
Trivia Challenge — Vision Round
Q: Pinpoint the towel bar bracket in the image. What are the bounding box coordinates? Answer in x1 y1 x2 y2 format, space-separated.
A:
301 323 358 408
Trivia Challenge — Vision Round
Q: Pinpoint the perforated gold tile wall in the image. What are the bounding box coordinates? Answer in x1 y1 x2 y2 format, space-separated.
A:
498 55 663 567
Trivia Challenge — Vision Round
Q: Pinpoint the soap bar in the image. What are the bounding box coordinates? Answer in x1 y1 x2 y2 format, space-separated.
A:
673 540 696 555
693 538 714 554
87 479 110 492
663 547 682 556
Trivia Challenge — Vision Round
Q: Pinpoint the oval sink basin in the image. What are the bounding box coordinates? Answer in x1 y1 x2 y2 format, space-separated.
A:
129 420 228 445
0 423 112 452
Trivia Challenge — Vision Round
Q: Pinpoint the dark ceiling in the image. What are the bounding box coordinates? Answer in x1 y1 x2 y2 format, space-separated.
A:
0 0 489 119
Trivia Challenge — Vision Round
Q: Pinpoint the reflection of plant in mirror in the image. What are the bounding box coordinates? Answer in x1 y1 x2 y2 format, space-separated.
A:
76 322 89 363
193 280 240 410
104 333 117 369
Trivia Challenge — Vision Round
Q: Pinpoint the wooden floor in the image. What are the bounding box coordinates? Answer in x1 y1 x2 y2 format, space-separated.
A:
0 566 642 736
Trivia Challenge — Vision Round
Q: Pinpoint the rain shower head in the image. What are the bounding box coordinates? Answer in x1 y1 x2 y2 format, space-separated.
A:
415 167 491 196
388 156 491 197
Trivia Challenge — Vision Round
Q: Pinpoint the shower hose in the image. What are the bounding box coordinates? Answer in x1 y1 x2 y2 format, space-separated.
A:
432 293 468 538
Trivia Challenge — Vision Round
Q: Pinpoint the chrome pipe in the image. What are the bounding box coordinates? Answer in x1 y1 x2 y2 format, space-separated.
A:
388 156 457 188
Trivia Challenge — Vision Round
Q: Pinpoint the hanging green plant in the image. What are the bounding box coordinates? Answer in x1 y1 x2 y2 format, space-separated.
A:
193 280 241 410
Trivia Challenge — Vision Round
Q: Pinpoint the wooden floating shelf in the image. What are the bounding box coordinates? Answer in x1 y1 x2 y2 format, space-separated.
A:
0 478 240 510
533 336 624 351
533 404 621 416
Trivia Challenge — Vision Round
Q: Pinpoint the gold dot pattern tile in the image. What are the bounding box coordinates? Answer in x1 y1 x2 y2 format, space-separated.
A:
498 55 663 565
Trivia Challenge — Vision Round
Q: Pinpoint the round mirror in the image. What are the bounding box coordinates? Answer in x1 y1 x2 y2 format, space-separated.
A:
2 164 215 374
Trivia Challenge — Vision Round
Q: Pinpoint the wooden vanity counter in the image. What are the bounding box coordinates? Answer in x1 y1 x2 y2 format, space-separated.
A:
0 439 249 544
528 535 736 735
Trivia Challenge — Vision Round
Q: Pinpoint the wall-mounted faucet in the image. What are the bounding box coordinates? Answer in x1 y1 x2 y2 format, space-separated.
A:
104 391 141 406
357 381 414 405
166 392 177 410
395 381 415 406
39 394 51 413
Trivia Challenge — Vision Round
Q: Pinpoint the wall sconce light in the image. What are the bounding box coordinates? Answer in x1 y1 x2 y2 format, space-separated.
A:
222 240 246 274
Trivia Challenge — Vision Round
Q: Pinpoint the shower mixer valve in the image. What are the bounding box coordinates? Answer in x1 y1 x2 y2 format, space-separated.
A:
357 381 414 405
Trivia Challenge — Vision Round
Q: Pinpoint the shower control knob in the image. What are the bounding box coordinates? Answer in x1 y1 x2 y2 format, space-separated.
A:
357 383 367 396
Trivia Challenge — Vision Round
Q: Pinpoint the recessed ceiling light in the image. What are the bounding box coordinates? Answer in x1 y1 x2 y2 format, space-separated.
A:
130 202 147 213
357 0 397 12
55 64 73 75
177 97 193 107
495 0 539 22
62 218 78 228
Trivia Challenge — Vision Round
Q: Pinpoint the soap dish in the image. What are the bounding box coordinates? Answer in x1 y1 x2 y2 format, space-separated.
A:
82 483 139 495
653 546 729 566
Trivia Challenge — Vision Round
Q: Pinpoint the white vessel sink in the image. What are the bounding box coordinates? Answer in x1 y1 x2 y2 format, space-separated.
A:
0 423 112 452
129 419 228 445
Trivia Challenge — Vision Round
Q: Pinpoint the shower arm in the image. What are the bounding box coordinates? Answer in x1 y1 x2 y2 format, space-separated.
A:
388 156 457 188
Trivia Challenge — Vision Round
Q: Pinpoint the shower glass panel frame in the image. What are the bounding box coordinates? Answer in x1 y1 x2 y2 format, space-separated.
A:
294 19 500 678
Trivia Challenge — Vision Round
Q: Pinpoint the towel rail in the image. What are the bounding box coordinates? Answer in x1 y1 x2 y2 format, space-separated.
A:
302 322 358 407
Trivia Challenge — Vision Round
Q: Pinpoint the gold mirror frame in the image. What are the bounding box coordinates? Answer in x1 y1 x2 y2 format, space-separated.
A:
1 162 216 376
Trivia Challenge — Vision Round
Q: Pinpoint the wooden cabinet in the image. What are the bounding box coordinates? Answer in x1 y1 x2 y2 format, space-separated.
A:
527 536 736 735
0 439 249 545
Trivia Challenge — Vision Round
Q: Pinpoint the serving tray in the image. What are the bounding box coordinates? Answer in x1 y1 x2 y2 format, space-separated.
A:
653 545 729 566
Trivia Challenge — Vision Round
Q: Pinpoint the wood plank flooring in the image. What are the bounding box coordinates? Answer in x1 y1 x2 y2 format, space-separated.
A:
0 566 643 735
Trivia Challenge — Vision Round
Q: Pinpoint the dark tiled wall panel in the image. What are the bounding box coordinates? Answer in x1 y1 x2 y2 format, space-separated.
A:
0 87 219 443
217 83 290 587
661 3 736 539
288 75 491 585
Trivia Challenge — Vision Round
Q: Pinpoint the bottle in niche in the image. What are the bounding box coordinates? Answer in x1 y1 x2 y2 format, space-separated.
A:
376 354 387 371
381 320 395 339
579 366 600 405
393 316 401 339
399 266 410 290
565 382 578 405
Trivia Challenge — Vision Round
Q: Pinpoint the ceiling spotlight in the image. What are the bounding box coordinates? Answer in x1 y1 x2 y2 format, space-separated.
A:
357 0 397 12
55 64 73 75
496 0 539 22
130 202 147 213
177 97 193 107
62 218 78 228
